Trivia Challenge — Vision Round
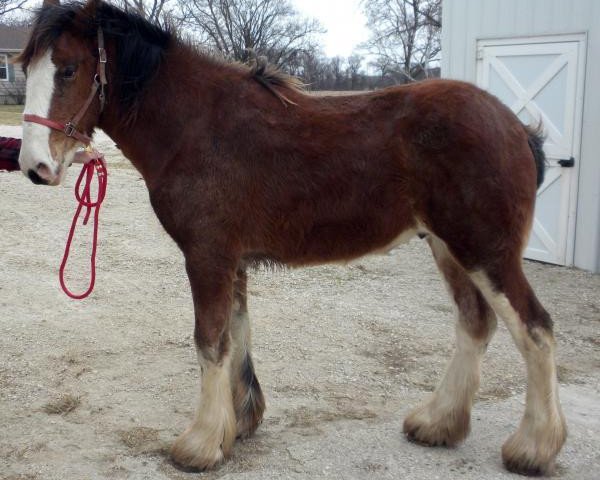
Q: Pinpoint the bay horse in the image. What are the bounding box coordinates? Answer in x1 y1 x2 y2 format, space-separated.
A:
17 0 566 475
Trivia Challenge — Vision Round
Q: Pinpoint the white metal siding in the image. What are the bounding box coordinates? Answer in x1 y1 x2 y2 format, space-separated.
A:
442 0 600 273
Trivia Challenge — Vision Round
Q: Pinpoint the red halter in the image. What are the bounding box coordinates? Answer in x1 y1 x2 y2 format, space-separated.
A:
23 27 108 144
22 28 110 300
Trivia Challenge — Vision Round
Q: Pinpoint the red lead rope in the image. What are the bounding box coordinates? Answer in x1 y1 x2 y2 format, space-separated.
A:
59 152 108 299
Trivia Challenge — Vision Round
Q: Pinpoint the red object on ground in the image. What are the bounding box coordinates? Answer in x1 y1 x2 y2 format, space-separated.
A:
0 137 21 171
59 152 108 299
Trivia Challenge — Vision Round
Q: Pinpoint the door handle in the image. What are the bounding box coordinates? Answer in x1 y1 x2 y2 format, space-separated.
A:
558 157 575 168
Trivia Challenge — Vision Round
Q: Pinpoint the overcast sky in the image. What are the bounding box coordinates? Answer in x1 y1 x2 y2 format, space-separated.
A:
291 0 369 58
19 0 370 59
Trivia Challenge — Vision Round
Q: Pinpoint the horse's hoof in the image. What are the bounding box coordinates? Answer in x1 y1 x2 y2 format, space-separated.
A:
502 455 547 477
403 403 470 447
170 427 230 471
501 422 566 477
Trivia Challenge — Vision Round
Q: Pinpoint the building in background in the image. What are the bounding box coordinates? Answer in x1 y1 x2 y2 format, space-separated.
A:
0 24 28 105
442 0 600 273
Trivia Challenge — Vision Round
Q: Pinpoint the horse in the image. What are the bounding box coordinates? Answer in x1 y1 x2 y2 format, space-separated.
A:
17 0 566 475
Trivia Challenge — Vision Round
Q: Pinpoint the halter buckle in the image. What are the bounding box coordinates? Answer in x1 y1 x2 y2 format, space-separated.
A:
64 122 76 137
98 47 107 64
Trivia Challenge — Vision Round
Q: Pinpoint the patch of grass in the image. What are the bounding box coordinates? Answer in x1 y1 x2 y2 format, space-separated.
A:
1 441 46 461
119 426 161 453
0 104 23 125
42 393 81 415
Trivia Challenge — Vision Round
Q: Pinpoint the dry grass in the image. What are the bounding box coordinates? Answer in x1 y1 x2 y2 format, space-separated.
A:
118 426 166 455
119 427 159 449
0 104 23 125
42 394 81 415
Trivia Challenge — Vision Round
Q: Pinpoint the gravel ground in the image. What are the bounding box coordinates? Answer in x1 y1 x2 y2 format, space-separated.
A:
1 127 599 480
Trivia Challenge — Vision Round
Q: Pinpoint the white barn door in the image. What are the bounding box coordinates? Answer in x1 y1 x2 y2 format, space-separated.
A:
476 35 586 265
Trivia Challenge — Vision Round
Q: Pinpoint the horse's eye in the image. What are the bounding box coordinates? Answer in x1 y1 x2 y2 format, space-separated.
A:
62 65 77 80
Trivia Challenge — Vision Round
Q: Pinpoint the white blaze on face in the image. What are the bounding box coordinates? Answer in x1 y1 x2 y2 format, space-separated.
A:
19 49 60 182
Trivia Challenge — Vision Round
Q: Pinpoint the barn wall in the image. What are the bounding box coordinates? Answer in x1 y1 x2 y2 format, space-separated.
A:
442 0 600 273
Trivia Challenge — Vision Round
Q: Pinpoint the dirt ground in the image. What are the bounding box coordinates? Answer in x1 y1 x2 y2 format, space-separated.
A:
1 126 599 480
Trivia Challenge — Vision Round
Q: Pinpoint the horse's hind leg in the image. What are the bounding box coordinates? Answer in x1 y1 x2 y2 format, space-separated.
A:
471 262 566 475
230 266 265 438
404 236 497 446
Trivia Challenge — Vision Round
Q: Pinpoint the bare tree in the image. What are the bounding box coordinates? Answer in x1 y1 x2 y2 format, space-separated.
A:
112 0 176 23
285 48 324 87
176 0 323 67
0 0 27 19
329 56 345 89
346 54 363 90
362 0 441 83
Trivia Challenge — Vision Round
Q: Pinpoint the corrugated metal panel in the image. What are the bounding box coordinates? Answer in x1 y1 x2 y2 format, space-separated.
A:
441 0 600 272
444 0 598 80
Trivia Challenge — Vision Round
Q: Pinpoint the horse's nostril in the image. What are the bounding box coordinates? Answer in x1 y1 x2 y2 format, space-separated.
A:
36 162 52 176
28 169 48 185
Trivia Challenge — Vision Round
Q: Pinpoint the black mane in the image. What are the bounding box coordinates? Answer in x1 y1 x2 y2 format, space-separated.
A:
19 0 303 119
96 2 172 115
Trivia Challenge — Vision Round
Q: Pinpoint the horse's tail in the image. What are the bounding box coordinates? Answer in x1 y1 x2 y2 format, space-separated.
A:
524 123 546 188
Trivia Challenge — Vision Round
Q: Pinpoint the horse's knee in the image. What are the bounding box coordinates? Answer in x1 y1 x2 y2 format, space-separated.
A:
193 311 232 365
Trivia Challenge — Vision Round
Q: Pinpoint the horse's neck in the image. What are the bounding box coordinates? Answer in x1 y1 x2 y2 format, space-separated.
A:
98 46 232 186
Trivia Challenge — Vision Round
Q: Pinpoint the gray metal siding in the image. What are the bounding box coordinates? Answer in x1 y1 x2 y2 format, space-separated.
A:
442 0 600 273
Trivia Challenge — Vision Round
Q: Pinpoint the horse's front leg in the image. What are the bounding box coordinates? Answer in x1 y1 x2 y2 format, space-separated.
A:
171 250 238 470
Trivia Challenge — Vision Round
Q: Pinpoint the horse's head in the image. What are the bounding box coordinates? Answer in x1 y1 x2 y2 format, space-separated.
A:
18 0 105 186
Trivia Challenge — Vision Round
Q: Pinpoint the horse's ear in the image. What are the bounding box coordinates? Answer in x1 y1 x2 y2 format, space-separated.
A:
83 0 102 16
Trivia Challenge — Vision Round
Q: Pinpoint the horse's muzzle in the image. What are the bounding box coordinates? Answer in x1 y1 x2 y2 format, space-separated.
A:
25 161 63 186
